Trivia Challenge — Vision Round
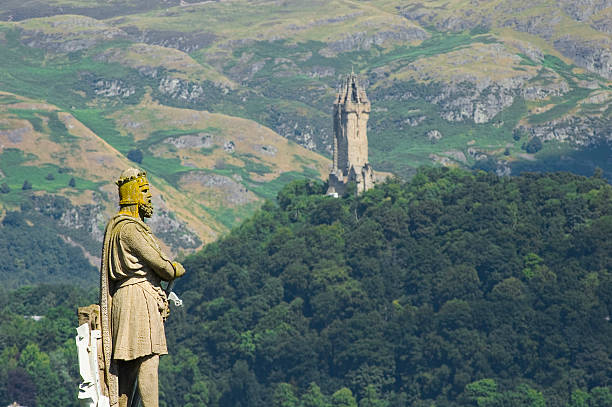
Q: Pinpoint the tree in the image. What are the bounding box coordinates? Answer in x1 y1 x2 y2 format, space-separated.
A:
68 177 76 188
273 383 299 407
127 149 144 164
45 173 54 181
0 183 9 193
359 385 388 407
522 137 542 153
22 180 32 190
464 379 500 406
184 381 210 407
332 388 357 407
301 383 330 407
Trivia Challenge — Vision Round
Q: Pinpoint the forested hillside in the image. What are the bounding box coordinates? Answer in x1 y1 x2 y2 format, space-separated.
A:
1 168 611 406
167 168 612 406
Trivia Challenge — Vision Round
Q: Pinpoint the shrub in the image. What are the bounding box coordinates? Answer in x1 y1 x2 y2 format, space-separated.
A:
127 149 144 164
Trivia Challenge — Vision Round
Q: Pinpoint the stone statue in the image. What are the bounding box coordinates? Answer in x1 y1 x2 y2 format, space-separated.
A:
98 168 186 407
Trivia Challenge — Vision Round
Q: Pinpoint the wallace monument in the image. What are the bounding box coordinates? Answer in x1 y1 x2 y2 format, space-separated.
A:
327 73 376 196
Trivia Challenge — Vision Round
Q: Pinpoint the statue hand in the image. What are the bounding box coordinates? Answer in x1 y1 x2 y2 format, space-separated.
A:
172 262 186 278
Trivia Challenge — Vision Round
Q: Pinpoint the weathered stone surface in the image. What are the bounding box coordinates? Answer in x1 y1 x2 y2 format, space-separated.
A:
500 13 561 40
553 36 612 80
427 129 443 142
0 126 29 142
121 26 217 53
257 144 278 156
180 171 256 205
521 73 570 101
164 133 214 149
58 203 106 243
223 140 235 153
560 0 612 22
148 195 201 249
519 115 612 146
320 25 429 56
158 77 205 101
19 16 126 53
94 79 136 98
591 15 612 34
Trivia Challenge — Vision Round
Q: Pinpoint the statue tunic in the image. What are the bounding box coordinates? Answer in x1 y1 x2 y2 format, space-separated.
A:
104 215 176 361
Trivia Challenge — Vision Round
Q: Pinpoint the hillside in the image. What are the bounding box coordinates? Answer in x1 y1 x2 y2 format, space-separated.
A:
2 168 610 406
173 168 612 406
1 0 611 266
0 89 329 260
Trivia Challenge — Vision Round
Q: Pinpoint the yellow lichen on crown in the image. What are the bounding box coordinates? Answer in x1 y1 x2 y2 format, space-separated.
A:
116 168 149 205
116 168 147 187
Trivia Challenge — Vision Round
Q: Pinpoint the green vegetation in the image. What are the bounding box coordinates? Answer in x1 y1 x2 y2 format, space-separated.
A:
1 169 611 406
165 168 612 406
0 149 99 206
8 109 76 143
0 204 98 289
0 284 97 407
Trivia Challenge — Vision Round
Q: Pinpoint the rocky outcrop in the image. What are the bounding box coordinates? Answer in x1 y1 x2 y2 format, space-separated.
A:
560 0 612 22
521 74 570 101
180 171 257 206
591 15 612 34
275 121 328 152
553 37 612 80
521 116 612 146
147 199 201 250
58 204 106 243
0 127 29 142
431 82 517 124
500 13 562 40
121 26 217 53
426 129 443 142
398 5 489 32
164 133 214 149
19 16 126 53
257 145 278 156
320 26 429 56
94 79 136 98
223 140 235 153
158 77 205 101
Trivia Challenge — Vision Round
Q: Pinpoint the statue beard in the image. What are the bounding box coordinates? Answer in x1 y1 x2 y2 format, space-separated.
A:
139 201 154 218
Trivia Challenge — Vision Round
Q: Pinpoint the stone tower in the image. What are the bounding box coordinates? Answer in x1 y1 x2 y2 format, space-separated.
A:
327 73 375 196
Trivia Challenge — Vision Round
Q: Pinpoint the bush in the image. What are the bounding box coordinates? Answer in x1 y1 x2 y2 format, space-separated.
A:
522 137 543 153
0 183 10 193
22 180 32 190
127 149 144 164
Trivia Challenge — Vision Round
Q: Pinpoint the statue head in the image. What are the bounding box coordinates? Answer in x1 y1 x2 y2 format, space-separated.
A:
116 168 153 218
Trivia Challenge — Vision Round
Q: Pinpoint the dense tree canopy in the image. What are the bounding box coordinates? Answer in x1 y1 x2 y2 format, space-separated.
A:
165 168 612 406
1 168 611 406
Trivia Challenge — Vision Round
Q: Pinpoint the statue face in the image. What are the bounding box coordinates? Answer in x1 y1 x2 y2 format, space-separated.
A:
138 183 154 218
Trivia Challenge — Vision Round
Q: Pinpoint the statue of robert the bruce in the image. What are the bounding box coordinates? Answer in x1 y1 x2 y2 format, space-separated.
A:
99 168 186 407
